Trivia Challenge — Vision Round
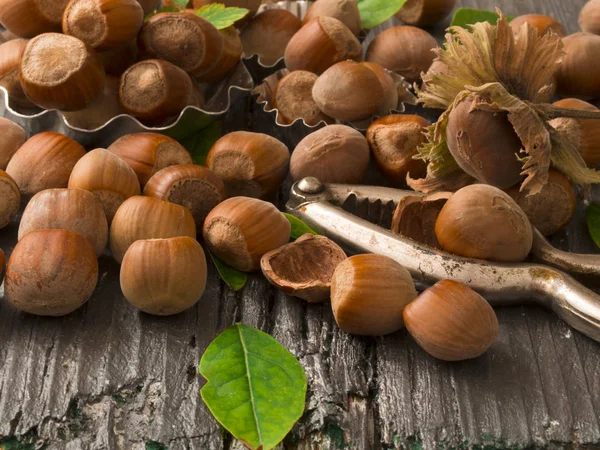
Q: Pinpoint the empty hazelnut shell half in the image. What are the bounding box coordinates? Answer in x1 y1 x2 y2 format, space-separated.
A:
0 170 21 229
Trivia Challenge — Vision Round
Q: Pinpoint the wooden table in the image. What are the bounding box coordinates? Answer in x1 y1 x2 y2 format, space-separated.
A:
1 0 599 449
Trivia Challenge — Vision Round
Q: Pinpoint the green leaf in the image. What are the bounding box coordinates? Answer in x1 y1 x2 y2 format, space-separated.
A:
356 0 406 29
180 120 222 165
207 250 248 292
586 202 600 250
450 8 513 28
144 6 180 20
195 4 250 29
199 324 307 450
283 213 318 241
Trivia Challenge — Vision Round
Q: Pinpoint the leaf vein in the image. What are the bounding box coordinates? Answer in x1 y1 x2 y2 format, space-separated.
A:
237 325 263 446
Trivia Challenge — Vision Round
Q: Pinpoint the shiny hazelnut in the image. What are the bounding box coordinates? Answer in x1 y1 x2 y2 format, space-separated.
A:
5 229 98 316
202 196 291 272
403 280 499 361
108 133 193 186
110 195 196 263
98 40 138 76
19 188 108 256
241 9 302 66
63 0 143 51
200 27 243 83
303 0 361 35
0 170 21 229
120 236 207 315
68 148 141 223
330 254 418 336
136 0 159 15
290 125 370 184
509 14 566 37
206 131 289 198
366 26 437 82
19 33 106 111
62 76 123 130
261 233 347 303
395 0 456 27
366 114 429 186
144 164 226 227
556 32 600 99
360 62 399 115
284 16 362 75
193 0 260 26
580 0 600 35
0 39 36 110
435 184 533 262
6 132 86 196
0 118 26 170
0 0 70 37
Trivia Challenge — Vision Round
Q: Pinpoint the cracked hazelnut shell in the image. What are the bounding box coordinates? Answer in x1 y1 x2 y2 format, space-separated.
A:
0 0 70 37
0 170 21 229
303 0 361 35
0 39 36 110
0 118 26 170
395 0 456 27
509 14 566 37
556 32 600 99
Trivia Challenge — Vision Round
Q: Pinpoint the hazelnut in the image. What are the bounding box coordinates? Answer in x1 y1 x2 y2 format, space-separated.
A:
0 39 36 110
551 98 600 167
284 16 361 75
446 95 523 189
200 27 243 83
360 62 399 115
0 170 21 229
0 0 70 37
303 0 361 35
272 70 333 126
68 148 141 223
403 280 499 361
19 188 109 257
192 0 261 27
260 233 347 303
395 0 456 27
202 196 291 272
330 254 418 336
110 195 196 263
136 0 160 15
98 40 138 77
5 229 98 316
556 32 600 99
63 0 144 51
509 14 566 37
580 0 600 35
144 164 226 227
312 60 384 122
206 131 289 198
107 133 193 186
6 132 86 196
290 125 370 184
138 12 224 78
120 236 207 315
435 184 533 262
366 114 429 186
506 169 576 236
0 118 26 170
19 33 106 111
241 9 302 66
366 26 437 82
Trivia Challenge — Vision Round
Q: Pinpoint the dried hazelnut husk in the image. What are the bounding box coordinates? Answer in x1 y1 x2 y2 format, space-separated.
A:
68 148 141 223
395 0 456 27
193 0 260 27
290 124 370 184
550 98 600 167
435 184 533 262
446 95 524 189
330 254 418 336
138 12 224 78
121 236 207 315
200 27 243 83
390 192 452 248
63 0 144 51
509 14 566 37
19 188 108 256
260 233 346 303
403 280 499 361
98 40 138 76
108 133 193 186
118 59 197 125
0 0 70 37
272 70 333 126
303 0 361 35
366 26 437 82
284 16 362 75
206 131 289 198
110 195 196 263
580 0 600 35
5 229 98 316
312 60 385 122
366 115 429 187
556 32 600 99
0 170 21 229
203 196 291 272
144 164 226 227
62 76 123 130
6 132 86 196
19 33 106 111
360 62 399 116
0 39 36 110
420 57 453 94
241 9 302 66
506 169 576 236
0 118 26 170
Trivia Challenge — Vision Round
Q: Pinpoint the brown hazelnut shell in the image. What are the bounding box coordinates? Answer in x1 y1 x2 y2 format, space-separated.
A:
200 27 243 83
580 0 600 35
5 229 99 316
360 62 399 115
6 132 86 196
98 40 138 77
0 38 36 110
0 170 21 229
260 233 347 303
0 0 70 38
556 33 600 99
395 0 456 27
136 0 160 14
62 76 123 130
0 118 26 170
303 0 361 35
509 14 566 37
